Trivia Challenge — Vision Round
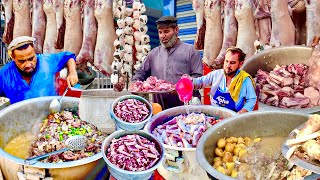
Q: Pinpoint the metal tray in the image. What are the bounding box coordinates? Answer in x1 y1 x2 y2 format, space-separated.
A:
281 122 320 174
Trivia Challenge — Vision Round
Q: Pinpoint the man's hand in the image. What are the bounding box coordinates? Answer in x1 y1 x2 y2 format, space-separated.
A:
66 72 78 87
237 109 248 114
181 74 192 80
66 58 78 87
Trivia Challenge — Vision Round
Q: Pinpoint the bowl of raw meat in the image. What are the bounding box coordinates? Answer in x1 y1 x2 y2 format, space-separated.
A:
101 130 164 180
241 45 320 114
110 95 153 131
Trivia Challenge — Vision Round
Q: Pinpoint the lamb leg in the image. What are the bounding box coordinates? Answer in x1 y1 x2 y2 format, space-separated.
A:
94 0 117 76
13 0 32 38
76 0 97 71
32 0 46 53
2 0 14 45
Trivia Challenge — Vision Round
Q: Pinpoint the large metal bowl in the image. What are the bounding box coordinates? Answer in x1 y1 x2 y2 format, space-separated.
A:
241 45 319 114
144 105 236 180
196 111 320 180
101 130 164 180
110 95 153 131
0 96 107 179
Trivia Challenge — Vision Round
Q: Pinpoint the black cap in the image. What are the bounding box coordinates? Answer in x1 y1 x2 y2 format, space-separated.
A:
156 16 178 25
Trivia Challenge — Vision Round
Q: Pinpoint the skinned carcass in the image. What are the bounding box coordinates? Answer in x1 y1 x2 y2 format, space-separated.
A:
76 0 97 71
235 0 257 58
304 0 320 46
254 0 271 45
192 0 206 50
213 0 237 69
43 0 58 53
270 0 295 46
53 0 65 49
12 0 32 38
32 0 46 53
64 0 82 55
203 0 223 68
94 0 117 76
2 0 14 45
305 40 320 91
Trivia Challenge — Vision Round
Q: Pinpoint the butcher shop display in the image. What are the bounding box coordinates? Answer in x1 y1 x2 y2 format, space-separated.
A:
4 111 106 162
129 76 175 93
106 134 160 171
113 98 150 123
211 135 313 179
191 0 320 69
152 113 222 148
254 63 320 108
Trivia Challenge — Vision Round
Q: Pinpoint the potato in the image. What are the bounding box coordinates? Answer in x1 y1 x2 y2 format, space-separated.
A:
217 138 227 149
239 149 248 158
245 139 253 147
236 143 246 149
230 137 238 143
214 157 222 162
226 162 235 171
237 137 244 144
222 152 233 163
244 137 252 142
215 148 224 157
216 166 226 175
226 137 233 143
213 160 223 168
254 137 261 142
232 155 238 162
239 153 249 163
233 146 241 156
231 170 238 178
225 143 235 153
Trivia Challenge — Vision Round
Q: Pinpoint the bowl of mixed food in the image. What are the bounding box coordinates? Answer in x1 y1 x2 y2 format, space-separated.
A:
0 96 109 179
110 95 152 131
196 111 320 180
101 130 164 180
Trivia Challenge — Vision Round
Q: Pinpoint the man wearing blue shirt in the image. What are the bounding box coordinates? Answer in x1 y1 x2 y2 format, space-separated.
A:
0 36 78 104
192 47 257 114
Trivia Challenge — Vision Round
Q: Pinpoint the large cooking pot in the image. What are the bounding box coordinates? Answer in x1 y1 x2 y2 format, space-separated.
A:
241 45 319 114
196 111 320 180
0 96 107 180
144 105 236 180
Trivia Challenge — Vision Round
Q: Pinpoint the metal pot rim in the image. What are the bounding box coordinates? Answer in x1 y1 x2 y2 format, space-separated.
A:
0 96 102 169
196 111 310 180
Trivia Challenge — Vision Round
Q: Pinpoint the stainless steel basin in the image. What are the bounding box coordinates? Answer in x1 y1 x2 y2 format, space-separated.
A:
241 45 319 114
196 111 320 180
0 96 107 180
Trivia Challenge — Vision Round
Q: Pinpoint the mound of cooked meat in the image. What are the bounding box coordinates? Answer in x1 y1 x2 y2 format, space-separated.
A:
29 111 106 162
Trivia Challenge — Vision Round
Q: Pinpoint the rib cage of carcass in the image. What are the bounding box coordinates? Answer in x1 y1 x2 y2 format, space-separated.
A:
1 0 120 78
111 0 151 90
192 0 320 69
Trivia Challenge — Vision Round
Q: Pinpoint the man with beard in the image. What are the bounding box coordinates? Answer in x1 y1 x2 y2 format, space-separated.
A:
192 47 257 113
0 36 78 104
132 16 203 109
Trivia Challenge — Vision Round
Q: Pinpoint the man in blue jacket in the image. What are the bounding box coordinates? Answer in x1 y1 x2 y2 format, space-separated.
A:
0 36 78 104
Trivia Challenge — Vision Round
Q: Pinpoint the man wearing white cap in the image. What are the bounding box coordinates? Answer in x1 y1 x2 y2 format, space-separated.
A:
0 36 78 104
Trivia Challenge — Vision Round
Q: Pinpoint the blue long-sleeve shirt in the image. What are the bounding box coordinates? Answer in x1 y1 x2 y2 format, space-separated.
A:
0 52 76 104
193 69 257 111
